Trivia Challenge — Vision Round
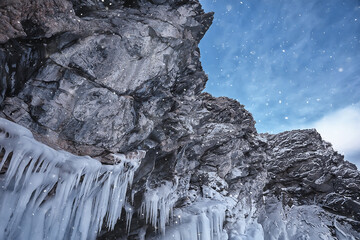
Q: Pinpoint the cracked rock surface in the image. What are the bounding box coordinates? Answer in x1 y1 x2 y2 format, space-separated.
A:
0 0 359 239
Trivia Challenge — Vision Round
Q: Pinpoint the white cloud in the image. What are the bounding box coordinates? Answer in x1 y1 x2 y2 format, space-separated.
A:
312 104 360 155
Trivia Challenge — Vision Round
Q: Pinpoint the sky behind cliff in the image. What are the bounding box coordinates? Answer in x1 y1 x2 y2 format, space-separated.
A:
199 0 360 167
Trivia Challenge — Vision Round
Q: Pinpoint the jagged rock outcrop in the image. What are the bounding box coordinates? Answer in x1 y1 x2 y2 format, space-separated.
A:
0 0 359 239
260 130 360 239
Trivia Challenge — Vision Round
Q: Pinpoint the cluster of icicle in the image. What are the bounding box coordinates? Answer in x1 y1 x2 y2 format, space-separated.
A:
139 179 179 233
0 118 145 240
150 200 227 240
135 180 227 240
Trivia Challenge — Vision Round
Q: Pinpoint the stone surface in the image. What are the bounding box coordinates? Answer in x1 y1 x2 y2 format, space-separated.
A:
263 130 360 233
0 0 359 239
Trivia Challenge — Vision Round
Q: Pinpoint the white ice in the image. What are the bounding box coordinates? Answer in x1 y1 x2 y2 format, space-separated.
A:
0 118 144 240
149 199 227 240
140 179 179 233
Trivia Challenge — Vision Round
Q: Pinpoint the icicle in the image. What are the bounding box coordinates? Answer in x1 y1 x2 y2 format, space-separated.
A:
150 200 227 240
139 179 178 233
125 202 134 234
0 118 145 240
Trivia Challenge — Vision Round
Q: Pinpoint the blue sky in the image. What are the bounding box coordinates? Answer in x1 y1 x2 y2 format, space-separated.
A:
199 0 360 166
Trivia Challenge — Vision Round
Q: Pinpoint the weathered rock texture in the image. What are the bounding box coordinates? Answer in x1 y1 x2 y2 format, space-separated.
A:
0 0 359 239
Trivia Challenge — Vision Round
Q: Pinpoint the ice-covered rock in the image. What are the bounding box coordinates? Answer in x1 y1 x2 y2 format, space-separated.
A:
0 118 145 240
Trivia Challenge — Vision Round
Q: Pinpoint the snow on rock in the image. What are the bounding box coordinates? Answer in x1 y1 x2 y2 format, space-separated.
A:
259 199 360 240
0 118 145 240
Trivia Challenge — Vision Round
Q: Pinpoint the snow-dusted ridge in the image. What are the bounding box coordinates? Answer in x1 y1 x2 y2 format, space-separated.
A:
0 118 145 240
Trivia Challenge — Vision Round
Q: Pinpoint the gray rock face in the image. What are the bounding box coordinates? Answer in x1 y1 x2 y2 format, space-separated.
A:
0 0 359 239
0 0 76 43
263 130 360 234
1 0 213 157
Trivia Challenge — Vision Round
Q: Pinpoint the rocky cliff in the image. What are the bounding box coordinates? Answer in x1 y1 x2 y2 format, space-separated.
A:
0 0 359 239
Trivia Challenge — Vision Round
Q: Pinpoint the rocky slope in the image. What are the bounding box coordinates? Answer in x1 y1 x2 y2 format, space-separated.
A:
0 0 359 239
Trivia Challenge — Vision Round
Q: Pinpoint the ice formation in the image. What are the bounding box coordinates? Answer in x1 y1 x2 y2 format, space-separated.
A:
149 199 227 240
0 118 144 240
140 179 179 233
